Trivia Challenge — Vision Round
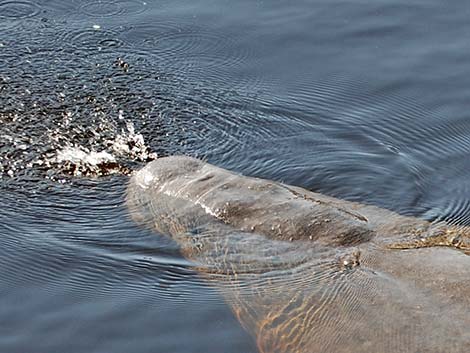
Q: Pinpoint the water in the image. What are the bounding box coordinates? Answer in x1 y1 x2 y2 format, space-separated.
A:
1 0 470 352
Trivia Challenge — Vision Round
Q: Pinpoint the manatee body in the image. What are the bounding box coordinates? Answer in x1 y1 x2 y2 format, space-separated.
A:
127 156 470 353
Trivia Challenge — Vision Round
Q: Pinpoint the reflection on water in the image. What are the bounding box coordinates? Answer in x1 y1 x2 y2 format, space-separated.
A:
2 0 470 352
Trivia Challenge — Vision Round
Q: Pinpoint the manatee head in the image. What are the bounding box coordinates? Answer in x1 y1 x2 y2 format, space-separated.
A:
131 155 204 191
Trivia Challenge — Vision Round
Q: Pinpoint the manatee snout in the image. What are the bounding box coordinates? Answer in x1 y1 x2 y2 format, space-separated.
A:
133 155 204 189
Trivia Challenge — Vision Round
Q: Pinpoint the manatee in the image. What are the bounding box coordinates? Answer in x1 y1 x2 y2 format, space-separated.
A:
126 156 470 353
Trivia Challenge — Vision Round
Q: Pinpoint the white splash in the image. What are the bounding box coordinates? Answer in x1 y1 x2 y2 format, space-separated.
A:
111 121 156 161
56 147 115 165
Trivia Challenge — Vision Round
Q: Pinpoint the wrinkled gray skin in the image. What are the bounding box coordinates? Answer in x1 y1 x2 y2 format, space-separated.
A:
126 156 470 353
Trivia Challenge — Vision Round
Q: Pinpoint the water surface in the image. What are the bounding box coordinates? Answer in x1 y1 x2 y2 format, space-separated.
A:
2 0 470 352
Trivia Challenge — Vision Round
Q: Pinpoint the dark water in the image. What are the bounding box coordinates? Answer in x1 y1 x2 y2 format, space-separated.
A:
2 0 470 352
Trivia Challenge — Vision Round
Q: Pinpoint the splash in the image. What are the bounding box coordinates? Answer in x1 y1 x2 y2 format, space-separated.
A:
50 120 157 177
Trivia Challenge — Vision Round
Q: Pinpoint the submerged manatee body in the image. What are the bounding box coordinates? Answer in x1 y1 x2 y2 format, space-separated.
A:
126 156 470 353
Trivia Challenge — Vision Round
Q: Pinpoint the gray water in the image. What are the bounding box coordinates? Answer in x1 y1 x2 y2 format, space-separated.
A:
1 0 470 352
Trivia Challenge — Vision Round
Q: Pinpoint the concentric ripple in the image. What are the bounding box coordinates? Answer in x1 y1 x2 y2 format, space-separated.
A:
137 22 242 58
0 0 40 19
128 21 257 86
78 0 147 17
79 0 121 17
60 27 126 52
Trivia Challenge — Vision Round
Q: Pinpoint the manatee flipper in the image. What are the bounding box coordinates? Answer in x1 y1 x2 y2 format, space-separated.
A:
126 156 470 353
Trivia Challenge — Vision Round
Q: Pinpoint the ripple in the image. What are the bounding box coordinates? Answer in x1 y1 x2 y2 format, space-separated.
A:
60 27 125 52
150 74 470 225
78 0 147 18
151 84 327 175
173 53 262 88
79 0 121 17
0 187 226 305
3 7 470 228
138 23 239 57
151 89 275 159
0 0 40 19
128 21 255 85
